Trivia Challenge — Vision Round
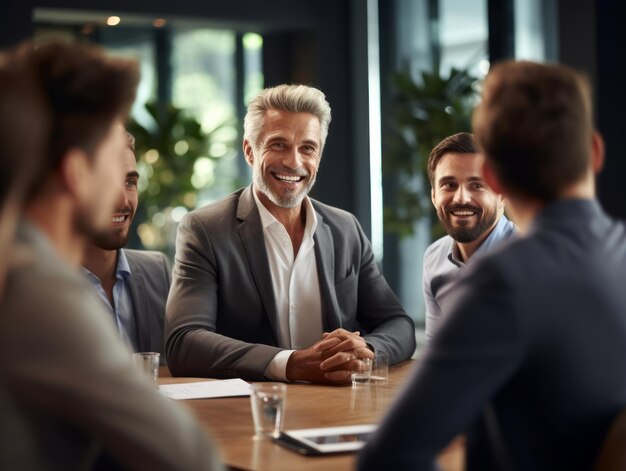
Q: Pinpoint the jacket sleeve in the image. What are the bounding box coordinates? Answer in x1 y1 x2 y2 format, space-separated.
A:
351 215 417 364
165 211 282 380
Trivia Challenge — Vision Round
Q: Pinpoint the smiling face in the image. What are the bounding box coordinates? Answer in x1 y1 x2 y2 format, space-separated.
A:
431 152 504 243
244 109 321 211
91 144 139 250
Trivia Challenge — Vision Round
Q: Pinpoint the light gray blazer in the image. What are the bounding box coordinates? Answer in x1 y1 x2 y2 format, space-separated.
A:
165 186 416 380
125 249 171 361
0 221 222 470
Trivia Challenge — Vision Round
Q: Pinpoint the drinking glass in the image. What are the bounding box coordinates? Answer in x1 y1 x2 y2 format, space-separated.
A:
351 357 372 386
250 383 287 438
132 352 160 384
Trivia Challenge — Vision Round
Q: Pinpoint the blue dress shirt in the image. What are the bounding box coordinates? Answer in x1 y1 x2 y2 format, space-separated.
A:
84 249 138 351
423 215 517 342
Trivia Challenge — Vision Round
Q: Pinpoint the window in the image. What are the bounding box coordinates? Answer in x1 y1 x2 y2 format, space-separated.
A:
34 9 263 254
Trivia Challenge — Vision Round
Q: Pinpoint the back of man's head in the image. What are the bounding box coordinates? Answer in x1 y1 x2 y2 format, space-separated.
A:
243 84 332 154
15 40 139 200
0 47 49 294
473 61 593 201
0 48 47 214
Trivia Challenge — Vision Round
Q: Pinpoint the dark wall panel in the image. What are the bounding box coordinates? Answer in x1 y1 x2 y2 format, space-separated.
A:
595 0 626 219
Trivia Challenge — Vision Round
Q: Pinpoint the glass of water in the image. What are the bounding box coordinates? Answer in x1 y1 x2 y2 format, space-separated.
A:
132 352 160 384
250 383 287 439
370 351 389 385
351 357 372 386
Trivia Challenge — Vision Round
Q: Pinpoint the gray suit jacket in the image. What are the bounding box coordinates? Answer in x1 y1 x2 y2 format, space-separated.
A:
165 186 416 379
0 221 222 471
125 249 171 361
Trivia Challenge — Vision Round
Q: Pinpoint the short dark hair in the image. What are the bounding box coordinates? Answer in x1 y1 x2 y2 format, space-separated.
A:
18 40 140 198
472 61 593 201
427 132 479 185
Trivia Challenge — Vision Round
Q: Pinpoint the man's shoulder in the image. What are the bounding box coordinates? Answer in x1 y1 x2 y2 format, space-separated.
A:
424 235 454 262
124 248 168 268
187 188 245 222
499 216 518 240
123 249 171 289
10 232 90 293
3 236 109 327
310 198 356 226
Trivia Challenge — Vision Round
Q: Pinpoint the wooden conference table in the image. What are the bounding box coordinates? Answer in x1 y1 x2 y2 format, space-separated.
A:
159 361 464 471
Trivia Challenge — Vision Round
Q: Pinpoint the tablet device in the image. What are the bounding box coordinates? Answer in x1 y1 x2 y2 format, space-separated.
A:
273 424 377 455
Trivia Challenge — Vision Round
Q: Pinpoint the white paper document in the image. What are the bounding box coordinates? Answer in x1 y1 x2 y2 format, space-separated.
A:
159 379 252 400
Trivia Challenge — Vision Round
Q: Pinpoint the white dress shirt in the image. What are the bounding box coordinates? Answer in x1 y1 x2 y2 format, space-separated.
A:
253 190 323 380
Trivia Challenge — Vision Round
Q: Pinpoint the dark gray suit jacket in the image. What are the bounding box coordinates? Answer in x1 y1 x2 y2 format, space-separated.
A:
165 186 416 379
358 199 626 471
0 221 222 470
125 249 171 361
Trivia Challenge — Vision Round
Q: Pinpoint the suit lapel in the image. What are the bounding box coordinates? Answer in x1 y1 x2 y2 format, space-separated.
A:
236 186 281 345
313 209 341 332
125 252 151 352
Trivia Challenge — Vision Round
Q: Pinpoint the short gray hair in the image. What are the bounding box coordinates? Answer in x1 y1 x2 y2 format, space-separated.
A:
243 84 332 154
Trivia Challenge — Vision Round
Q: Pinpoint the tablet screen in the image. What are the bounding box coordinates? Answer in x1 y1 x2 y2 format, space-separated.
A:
282 424 377 453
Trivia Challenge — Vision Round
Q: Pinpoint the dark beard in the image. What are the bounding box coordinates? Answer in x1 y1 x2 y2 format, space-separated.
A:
91 228 128 250
73 202 129 250
438 204 497 243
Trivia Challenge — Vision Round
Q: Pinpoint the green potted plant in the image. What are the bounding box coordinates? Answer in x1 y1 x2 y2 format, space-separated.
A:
126 101 237 256
383 67 480 240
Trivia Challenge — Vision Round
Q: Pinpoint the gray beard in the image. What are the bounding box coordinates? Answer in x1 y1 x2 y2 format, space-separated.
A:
253 171 316 209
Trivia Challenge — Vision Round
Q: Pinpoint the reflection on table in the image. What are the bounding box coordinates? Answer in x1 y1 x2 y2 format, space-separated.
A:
159 360 464 471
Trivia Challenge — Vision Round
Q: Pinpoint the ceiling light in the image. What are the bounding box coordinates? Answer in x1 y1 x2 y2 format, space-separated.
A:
106 16 121 26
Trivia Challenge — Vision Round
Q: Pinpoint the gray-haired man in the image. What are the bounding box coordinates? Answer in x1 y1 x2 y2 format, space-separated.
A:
166 84 416 383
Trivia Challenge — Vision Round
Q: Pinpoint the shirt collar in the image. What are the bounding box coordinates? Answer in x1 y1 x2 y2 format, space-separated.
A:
473 214 514 257
116 248 131 279
83 248 131 283
252 188 318 240
531 198 603 232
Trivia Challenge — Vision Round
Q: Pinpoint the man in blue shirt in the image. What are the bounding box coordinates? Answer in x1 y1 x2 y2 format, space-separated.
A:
423 132 515 342
83 132 171 360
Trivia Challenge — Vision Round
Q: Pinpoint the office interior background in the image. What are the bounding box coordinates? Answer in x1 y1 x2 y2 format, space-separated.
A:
1 0 623 335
